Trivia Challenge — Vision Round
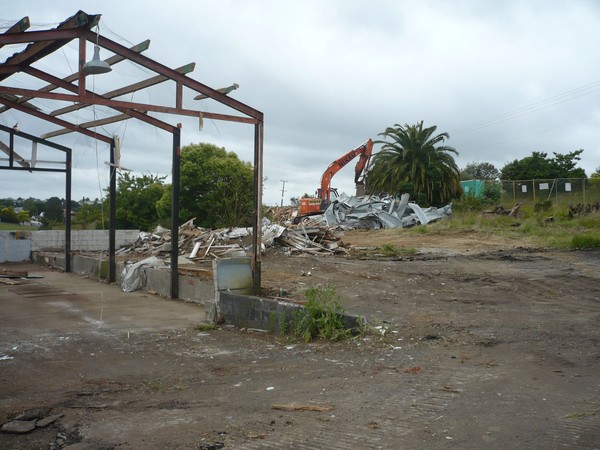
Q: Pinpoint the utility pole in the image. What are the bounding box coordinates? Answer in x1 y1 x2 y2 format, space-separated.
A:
280 180 288 207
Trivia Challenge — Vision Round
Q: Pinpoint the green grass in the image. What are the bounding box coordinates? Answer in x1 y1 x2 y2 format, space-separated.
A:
194 323 219 332
427 207 600 249
0 223 38 230
377 243 417 257
571 235 600 249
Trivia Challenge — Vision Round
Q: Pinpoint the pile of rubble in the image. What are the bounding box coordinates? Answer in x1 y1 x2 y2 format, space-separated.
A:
116 194 451 263
117 217 348 263
307 193 452 229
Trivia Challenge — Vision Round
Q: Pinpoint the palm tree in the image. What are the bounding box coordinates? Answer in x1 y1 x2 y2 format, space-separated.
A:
367 121 462 205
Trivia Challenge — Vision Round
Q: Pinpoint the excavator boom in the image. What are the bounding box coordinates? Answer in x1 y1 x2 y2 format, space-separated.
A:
319 139 373 201
296 139 373 222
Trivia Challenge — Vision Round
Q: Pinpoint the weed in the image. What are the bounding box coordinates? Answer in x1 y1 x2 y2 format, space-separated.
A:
415 226 429 234
269 311 277 333
279 314 289 335
534 199 553 212
291 285 351 343
194 323 219 332
376 243 417 257
571 235 600 249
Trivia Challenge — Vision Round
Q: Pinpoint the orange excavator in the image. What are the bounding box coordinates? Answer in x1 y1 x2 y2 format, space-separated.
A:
296 139 374 222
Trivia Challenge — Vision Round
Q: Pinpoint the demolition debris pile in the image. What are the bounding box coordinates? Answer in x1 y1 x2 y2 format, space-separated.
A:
307 193 452 229
117 194 452 262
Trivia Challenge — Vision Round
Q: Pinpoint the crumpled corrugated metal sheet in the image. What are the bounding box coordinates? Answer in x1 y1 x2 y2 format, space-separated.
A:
316 193 452 229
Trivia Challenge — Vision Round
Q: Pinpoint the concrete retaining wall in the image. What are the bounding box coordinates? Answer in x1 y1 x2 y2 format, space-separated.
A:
32 253 248 308
217 292 361 333
0 231 31 262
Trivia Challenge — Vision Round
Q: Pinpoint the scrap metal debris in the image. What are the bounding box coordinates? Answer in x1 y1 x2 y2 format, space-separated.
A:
116 194 449 264
302 193 452 229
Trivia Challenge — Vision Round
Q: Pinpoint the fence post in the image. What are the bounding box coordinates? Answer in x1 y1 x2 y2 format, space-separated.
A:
533 179 536 204
583 178 586 204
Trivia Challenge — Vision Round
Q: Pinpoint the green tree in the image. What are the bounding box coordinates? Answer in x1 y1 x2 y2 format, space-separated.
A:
501 150 586 180
0 207 19 224
461 161 500 180
44 197 64 222
591 166 600 178
21 197 42 216
157 143 254 228
367 121 462 206
74 203 103 229
17 210 30 223
110 172 166 231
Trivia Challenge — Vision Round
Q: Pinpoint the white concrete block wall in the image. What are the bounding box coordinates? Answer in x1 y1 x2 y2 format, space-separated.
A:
29 230 140 251
0 232 31 262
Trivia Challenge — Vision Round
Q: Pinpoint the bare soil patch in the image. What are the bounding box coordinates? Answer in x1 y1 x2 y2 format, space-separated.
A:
1 230 600 449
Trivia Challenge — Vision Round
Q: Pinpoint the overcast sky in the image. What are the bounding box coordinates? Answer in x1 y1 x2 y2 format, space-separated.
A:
2 0 600 206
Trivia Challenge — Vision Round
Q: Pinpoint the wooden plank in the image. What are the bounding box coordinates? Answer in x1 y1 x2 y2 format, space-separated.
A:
0 17 31 50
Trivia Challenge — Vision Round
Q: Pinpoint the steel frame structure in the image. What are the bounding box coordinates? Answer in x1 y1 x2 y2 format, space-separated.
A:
0 10 264 297
0 123 73 270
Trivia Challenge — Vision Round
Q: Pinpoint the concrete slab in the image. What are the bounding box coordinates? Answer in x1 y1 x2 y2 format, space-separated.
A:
0 263 205 346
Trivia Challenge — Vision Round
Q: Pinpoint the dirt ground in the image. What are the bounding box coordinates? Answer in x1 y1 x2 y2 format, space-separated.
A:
1 230 600 449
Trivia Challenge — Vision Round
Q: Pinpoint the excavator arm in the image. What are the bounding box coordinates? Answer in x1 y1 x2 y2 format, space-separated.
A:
319 139 373 202
296 139 374 222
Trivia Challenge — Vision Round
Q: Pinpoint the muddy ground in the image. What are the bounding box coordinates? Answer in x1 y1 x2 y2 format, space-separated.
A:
1 230 600 449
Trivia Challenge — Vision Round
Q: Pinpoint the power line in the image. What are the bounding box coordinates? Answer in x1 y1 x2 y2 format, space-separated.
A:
448 79 600 137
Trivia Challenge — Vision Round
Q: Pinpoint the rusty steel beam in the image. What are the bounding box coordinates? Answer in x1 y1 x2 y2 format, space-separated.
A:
0 28 82 45
78 35 86 97
0 65 24 75
91 31 263 121
0 86 256 125
11 69 176 133
0 93 40 110
0 17 30 50
51 62 196 117
0 40 151 114
0 13 101 84
0 96 112 144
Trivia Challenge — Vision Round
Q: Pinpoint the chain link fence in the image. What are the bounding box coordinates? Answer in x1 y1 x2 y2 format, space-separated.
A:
463 178 600 209
498 178 600 208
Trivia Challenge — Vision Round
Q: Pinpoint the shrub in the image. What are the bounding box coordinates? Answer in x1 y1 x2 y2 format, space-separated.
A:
292 285 351 342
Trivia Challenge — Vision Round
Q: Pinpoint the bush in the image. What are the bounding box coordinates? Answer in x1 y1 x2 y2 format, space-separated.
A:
0 207 19 224
483 182 502 204
292 285 351 342
534 200 553 212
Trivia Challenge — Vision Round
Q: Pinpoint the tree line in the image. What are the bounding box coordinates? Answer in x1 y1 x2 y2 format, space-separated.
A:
1 143 254 231
2 128 596 231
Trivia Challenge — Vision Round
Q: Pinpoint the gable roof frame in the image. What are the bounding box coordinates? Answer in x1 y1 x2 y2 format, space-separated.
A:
0 11 265 298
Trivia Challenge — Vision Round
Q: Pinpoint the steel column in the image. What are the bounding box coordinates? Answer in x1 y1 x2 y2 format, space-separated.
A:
109 138 116 283
65 149 72 273
252 121 264 294
171 126 181 299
